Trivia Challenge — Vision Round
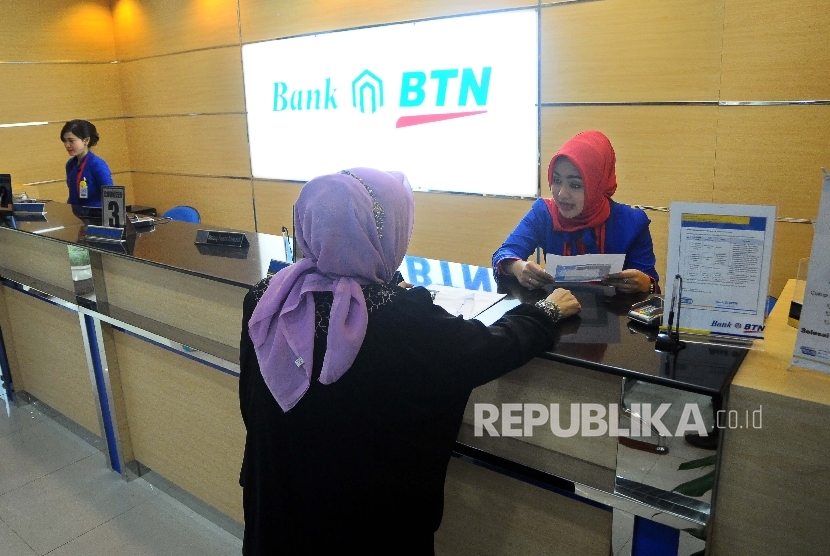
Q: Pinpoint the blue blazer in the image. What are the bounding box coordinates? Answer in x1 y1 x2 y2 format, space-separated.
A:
65 151 112 208
493 199 659 284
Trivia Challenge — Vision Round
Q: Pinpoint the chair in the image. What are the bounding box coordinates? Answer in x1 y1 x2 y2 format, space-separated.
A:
162 205 200 223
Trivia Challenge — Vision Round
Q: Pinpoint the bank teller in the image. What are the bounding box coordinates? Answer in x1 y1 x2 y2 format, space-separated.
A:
61 119 112 208
493 130 660 294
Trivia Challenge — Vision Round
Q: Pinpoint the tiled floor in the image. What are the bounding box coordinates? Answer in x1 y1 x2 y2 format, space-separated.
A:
1 381 712 556
0 397 242 556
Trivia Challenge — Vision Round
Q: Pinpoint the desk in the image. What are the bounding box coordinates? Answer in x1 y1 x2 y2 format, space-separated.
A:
0 202 766 556
710 279 830 555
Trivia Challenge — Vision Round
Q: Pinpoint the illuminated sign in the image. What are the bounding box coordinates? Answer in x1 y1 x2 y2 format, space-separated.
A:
242 10 539 197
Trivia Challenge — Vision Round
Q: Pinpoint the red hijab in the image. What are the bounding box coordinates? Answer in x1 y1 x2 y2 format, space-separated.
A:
544 131 618 254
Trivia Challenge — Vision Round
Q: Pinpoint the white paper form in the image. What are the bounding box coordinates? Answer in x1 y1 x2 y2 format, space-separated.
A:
791 170 830 374
665 203 776 338
545 253 625 283
426 284 506 319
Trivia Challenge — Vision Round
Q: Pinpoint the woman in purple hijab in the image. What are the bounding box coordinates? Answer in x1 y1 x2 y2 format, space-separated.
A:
239 168 580 555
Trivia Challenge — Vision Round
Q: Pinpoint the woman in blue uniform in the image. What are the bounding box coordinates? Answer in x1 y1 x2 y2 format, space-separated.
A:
493 130 660 294
61 119 112 208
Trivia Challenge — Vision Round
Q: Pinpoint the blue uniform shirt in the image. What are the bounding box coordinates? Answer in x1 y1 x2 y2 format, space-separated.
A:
65 151 112 208
493 198 660 285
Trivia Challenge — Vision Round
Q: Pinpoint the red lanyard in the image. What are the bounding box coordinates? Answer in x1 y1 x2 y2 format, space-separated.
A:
75 155 90 196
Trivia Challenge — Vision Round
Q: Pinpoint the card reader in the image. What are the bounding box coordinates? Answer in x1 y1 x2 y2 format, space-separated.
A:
628 296 664 326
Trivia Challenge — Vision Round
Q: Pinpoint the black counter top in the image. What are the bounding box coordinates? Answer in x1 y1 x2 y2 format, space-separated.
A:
499 277 748 397
1 201 287 289
1 201 747 396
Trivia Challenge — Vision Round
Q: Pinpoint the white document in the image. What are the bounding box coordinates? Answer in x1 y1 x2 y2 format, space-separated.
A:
545 253 625 283
426 284 506 320
791 170 830 374
664 203 776 338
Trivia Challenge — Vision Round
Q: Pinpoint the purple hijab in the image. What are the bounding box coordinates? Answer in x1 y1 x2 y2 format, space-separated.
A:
248 168 415 411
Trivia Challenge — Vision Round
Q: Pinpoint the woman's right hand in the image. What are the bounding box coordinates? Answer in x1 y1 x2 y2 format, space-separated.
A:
506 260 554 290
546 288 581 319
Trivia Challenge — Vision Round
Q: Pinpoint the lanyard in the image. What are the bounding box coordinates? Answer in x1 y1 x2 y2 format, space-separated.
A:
75 155 90 196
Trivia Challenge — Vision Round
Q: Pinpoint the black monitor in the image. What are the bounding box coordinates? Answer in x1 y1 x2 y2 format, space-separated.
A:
0 174 12 213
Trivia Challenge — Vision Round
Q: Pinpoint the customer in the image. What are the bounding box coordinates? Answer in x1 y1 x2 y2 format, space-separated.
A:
493 130 659 294
239 168 580 554
60 119 112 207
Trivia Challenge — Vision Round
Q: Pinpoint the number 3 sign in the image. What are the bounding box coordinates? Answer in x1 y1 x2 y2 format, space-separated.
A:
102 186 126 228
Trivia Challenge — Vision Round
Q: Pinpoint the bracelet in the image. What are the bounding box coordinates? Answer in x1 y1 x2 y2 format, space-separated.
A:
648 277 656 294
535 299 562 322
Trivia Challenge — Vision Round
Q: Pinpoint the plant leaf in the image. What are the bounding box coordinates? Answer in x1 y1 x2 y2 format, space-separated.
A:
672 470 716 497
678 455 717 471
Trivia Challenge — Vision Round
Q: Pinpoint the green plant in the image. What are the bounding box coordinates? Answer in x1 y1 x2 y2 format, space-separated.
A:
672 454 716 497
673 454 717 556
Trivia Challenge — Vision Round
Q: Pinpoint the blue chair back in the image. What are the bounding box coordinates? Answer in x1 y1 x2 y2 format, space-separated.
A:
162 205 200 223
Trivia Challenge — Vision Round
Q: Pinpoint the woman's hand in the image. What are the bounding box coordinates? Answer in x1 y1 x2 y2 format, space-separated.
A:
602 269 651 294
546 288 581 319
504 260 554 290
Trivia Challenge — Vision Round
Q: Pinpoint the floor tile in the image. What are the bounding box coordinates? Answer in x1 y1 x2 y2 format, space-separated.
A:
0 402 44 440
146 494 242 556
0 453 156 555
0 421 98 496
615 443 659 483
47 498 238 556
0 519 37 556
678 528 706 556
612 509 634 556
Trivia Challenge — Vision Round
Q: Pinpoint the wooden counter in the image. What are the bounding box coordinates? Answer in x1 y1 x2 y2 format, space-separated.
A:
710 279 830 555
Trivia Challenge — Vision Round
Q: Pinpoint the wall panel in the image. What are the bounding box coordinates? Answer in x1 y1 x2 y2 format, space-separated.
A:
115 331 244 522
1 124 74 185
254 180 532 268
3 289 99 436
541 0 724 102
119 47 245 116
253 180 303 235
1 0 116 61
768 221 813 300
0 64 122 124
0 119 130 187
438 458 612 555
409 193 534 268
124 114 251 177
712 105 830 220
239 0 536 43
112 0 240 60
721 0 830 100
132 173 255 230
646 210 669 288
541 106 718 208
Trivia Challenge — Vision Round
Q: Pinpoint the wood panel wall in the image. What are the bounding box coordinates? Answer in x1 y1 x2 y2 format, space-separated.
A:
5 0 827 295
0 0 132 201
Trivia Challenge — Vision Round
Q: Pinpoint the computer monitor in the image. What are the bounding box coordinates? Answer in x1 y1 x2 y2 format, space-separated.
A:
0 174 12 214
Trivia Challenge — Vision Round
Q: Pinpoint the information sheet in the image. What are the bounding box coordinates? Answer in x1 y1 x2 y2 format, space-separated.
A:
545 253 624 283
791 170 830 374
664 203 776 338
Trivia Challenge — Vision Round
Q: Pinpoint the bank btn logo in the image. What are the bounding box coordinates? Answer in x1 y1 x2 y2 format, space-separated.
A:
352 70 384 114
272 67 492 127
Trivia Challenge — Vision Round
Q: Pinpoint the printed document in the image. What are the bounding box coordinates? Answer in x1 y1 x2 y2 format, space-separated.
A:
665 203 775 338
545 253 624 283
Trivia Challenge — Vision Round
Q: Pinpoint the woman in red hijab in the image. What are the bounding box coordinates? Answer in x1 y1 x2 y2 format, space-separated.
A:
493 130 659 294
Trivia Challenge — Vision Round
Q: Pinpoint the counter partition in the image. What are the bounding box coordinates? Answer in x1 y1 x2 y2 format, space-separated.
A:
0 200 751 555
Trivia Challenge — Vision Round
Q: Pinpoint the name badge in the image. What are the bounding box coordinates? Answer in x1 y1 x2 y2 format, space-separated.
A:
79 178 88 199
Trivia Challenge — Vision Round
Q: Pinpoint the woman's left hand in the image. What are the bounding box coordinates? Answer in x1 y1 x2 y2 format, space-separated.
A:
602 269 651 294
